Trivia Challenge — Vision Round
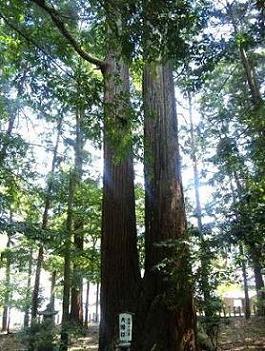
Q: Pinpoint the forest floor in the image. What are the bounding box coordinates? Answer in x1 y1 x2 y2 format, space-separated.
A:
217 316 265 351
0 318 264 350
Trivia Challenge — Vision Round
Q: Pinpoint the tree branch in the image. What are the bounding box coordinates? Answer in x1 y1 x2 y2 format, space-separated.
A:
30 0 106 71
0 11 74 80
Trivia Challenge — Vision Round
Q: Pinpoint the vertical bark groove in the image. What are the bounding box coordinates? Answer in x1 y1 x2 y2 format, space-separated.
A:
134 62 197 351
99 39 140 351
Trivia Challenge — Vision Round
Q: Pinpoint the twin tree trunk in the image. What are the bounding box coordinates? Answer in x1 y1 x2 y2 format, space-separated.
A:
99 46 141 350
134 62 197 351
30 3 198 350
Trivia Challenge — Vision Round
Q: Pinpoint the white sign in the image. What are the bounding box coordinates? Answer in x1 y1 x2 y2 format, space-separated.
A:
119 313 133 344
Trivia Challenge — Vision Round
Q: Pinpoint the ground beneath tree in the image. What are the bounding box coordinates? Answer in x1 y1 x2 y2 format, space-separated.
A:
0 318 264 350
70 325 98 350
217 317 265 351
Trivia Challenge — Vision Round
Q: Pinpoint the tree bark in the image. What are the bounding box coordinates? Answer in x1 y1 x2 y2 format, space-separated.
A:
31 116 63 323
0 113 16 164
60 172 75 351
251 250 265 316
226 2 263 107
239 244 251 319
188 91 213 322
28 3 140 348
0 71 26 163
99 6 141 349
238 46 262 106
134 62 197 351
84 280 90 327
70 105 84 325
24 248 33 328
95 282 99 323
2 234 11 332
49 270 57 324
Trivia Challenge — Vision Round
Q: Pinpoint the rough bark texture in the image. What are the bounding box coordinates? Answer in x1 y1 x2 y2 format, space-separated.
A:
134 62 197 351
99 26 141 351
31 117 62 323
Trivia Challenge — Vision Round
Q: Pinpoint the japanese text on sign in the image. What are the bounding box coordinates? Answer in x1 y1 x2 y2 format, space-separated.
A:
119 313 133 344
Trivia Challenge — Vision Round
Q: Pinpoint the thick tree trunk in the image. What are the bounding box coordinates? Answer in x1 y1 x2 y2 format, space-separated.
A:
84 281 90 327
31 116 63 323
134 62 197 351
24 249 33 328
99 14 141 350
2 234 11 332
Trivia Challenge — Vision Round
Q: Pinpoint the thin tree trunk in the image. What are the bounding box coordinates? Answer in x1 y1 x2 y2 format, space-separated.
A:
49 270 57 324
2 234 11 332
188 92 203 233
70 105 84 325
84 281 90 327
230 178 251 320
134 62 197 351
0 71 26 163
188 91 213 322
239 243 251 319
24 248 33 328
0 114 16 163
230 175 263 318
31 116 63 323
226 2 262 107
99 5 141 349
60 172 76 351
239 46 262 106
251 250 265 316
95 282 99 323
7 305 11 333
